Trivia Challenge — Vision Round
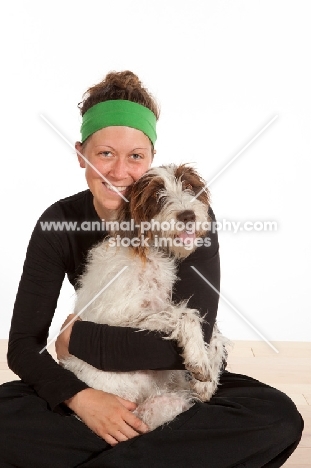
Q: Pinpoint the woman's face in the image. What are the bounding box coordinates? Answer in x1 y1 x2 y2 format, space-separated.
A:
76 126 154 219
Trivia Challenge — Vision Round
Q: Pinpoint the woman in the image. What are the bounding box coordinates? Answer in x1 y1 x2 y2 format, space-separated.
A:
0 71 303 467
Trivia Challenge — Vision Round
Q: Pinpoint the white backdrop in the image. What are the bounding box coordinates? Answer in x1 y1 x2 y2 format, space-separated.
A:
1 0 310 343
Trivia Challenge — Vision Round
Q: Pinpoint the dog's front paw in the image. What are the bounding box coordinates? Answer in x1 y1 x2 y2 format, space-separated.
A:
134 393 194 431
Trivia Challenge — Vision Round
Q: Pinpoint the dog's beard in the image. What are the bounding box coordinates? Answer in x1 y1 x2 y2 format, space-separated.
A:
146 227 209 259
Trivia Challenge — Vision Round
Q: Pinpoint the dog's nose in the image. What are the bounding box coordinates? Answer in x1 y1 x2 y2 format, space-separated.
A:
176 210 196 223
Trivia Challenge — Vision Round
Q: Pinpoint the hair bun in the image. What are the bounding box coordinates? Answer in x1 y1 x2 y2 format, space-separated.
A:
79 70 160 120
105 70 141 90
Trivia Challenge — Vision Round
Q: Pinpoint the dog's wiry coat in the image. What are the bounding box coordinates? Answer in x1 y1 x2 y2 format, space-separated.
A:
62 164 229 430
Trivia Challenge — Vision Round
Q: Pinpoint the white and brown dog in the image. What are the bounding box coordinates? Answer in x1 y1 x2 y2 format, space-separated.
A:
62 164 229 430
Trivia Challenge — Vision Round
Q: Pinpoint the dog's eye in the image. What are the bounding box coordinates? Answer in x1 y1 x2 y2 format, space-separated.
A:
182 181 193 192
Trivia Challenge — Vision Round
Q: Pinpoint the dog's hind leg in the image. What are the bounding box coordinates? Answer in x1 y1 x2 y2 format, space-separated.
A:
133 392 194 431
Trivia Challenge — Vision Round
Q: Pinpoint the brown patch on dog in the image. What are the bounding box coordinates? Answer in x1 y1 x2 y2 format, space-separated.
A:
114 174 166 260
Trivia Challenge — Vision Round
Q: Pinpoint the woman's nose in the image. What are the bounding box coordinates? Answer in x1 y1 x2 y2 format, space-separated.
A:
109 158 128 179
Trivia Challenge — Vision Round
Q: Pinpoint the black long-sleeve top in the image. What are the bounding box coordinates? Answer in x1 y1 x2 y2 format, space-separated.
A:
7 189 220 411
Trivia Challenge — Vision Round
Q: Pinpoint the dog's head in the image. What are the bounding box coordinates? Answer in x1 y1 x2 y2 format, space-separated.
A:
116 164 211 259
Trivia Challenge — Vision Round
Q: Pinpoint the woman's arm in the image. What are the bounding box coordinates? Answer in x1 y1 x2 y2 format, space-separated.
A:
7 207 89 411
67 207 220 371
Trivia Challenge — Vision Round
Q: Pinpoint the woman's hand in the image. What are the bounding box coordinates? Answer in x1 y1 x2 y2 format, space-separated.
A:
65 388 149 445
55 313 81 361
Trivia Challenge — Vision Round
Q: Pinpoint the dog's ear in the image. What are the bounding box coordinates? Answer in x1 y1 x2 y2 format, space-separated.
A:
113 174 162 258
129 173 165 226
112 186 137 240
125 172 166 259
176 164 210 206
116 185 134 223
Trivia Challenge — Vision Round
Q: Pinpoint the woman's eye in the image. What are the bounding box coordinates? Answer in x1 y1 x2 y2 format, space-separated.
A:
99 151 112 157
131 153 143 160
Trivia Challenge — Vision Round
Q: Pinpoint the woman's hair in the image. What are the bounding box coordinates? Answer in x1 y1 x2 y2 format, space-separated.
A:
79 70 160 120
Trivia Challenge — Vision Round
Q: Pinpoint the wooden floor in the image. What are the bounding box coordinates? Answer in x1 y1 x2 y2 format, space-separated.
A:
0 339 310 467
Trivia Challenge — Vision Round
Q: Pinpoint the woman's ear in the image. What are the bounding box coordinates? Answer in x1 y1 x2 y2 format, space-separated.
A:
75 141 86 168
150 148 156 166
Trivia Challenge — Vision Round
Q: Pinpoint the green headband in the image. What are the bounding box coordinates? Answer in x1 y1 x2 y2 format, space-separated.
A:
80 100 157 145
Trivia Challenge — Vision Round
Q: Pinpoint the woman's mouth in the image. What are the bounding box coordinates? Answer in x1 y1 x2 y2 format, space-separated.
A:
103 182 129 193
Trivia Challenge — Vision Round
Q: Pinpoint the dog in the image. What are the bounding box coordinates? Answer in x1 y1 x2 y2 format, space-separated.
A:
61 164 229 431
